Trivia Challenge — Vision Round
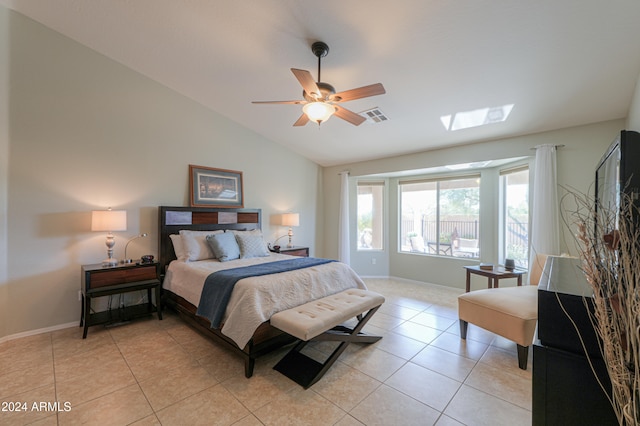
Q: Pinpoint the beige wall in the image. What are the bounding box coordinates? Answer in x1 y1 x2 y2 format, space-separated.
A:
1 8 321 339
1 6 9 338
323 119 625 289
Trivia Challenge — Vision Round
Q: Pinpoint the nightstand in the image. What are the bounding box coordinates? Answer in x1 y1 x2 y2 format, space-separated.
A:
80 261 162 338
278 246 309 257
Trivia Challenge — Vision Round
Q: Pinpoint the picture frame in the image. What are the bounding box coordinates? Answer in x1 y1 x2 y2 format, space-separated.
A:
189 165 244 208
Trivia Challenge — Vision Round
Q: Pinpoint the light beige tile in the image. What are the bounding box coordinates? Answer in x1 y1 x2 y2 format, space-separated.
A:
393 321 443 344
335 414 366 426
139 363 219 411
385 362 461 411
365 311 406 330
435 414 465 425
350 384 441 426
411 312 458 331
445 321 498 345
341 346 406 382
0 384 56 426
444 384 531 426
107 317 166 343
464 361 532 410
130 414 162 425
198 346 249 382
411 345 477 382
222 367 298 411
253 387 346 426
123 340 199 382
58 383 153 425
0 334 53 374
367 329 426 360
53 343 124 382
376 302 421 320
156 385 249 426
479 345 533 380
310 361 382 411
430 331 489 361
0 361 54 399
56 358 137 407
52 325 114 359
231 414 266 426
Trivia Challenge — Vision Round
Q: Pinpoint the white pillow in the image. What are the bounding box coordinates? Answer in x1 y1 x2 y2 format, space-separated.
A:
235 233 270 259
169 234 186 261
179 229 224 261
228 229 262 236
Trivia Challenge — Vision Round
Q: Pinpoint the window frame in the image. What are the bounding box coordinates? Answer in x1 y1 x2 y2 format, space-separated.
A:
498 165 530 268
356 180 385 251
399 173 481 258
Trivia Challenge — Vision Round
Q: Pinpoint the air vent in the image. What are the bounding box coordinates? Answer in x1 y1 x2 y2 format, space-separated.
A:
360 107 389 124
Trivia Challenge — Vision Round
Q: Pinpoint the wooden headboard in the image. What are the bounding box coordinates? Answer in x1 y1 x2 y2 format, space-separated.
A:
158 206 262 274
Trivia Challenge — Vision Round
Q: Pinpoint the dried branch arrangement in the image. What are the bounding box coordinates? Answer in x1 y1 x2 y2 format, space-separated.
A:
563 189 640 425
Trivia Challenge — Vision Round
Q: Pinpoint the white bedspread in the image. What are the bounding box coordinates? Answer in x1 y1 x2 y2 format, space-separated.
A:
163 253 367 348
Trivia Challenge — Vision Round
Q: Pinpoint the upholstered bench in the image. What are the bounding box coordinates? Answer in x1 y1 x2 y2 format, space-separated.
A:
458 285 538 369
271 288 385 388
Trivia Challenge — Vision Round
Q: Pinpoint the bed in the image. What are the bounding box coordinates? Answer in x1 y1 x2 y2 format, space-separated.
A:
157 206 366 377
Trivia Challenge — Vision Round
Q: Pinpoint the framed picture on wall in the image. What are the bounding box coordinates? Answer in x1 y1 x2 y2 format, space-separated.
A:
189 165 244 208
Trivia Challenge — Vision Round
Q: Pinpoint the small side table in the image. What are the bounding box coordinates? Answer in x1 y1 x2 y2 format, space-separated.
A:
80 261 162 338
277 246 309 257
464 265 526 292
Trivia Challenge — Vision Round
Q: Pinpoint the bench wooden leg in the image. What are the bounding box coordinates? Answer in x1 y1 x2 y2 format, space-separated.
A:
274 305 382 388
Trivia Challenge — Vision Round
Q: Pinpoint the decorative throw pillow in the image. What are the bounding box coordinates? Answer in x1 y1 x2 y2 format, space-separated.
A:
169 234 186 261
235 233 270 259
179 229 224 261
206 232 241 262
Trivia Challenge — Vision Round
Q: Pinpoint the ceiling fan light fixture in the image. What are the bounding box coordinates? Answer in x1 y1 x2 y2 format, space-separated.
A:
303 102 336 124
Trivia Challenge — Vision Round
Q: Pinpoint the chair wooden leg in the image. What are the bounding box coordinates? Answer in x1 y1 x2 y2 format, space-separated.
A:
459 319 468 339
517 344 529 370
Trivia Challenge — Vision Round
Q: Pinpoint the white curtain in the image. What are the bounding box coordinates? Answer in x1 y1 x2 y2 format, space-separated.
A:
530 144 560 282
338 171 350 264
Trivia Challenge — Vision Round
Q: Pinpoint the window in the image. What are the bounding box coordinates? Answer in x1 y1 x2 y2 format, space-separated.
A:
400 176 480 258
357 181 384 250
499 166 529 268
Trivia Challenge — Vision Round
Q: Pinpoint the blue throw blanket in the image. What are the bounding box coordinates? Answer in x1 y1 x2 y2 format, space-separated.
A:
196 257 335 329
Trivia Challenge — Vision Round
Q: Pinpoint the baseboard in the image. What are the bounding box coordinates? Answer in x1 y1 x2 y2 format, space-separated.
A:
0 321 78 345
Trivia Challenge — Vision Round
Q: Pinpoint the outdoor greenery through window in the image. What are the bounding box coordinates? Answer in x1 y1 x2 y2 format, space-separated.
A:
400 176 480 258
499 166 529 268
357 181 384 250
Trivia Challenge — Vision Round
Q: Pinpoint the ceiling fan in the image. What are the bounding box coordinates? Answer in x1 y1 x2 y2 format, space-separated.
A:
252 41 386 127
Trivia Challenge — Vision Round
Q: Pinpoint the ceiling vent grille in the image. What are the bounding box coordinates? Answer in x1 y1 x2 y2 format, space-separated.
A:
360 107 389 124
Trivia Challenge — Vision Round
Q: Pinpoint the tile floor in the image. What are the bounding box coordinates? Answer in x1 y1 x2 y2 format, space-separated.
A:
0 278 532 426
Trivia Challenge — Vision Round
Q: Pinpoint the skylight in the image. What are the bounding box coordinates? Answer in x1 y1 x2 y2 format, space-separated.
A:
441 104 514 131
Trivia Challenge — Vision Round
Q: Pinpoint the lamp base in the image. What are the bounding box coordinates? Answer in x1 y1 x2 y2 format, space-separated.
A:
102 258 118 267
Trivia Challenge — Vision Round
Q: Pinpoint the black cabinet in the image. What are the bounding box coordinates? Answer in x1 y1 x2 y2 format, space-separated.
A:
532 256 617 425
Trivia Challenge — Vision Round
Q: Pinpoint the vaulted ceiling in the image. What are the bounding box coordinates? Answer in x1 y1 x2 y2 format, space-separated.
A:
3 0 640 166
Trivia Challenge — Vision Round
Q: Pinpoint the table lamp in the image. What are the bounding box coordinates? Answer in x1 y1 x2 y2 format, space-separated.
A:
280 213 299 248
92 208 127 266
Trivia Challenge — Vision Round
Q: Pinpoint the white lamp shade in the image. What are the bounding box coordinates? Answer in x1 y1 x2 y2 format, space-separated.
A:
91 210 127 232
280 213 299 227
303 102 336 123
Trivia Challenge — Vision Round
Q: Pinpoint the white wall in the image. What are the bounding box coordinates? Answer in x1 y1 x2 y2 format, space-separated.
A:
1 7 321 339
323 119 624 289
627 72 640 131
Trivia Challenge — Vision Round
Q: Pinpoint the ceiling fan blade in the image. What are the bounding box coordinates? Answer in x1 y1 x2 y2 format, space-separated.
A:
334 106 366 126
332 83 386 102
252 100 305 104
291 68 320 98
293 114 309 127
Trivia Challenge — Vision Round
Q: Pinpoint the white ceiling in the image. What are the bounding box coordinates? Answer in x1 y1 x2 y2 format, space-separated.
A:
4 0 640 167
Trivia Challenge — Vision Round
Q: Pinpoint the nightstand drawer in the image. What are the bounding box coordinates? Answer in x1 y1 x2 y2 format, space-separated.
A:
279 247 309 257
88 264 157 289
